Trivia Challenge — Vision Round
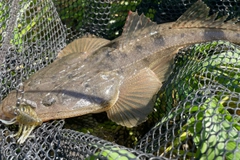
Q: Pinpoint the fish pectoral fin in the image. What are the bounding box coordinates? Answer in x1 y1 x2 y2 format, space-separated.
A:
58 34 110 58
106 68 161 128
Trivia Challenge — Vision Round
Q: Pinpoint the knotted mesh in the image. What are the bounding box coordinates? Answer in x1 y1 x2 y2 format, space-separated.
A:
0 0 240 159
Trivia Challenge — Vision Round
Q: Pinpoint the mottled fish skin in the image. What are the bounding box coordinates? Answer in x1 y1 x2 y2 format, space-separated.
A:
1 1 240 127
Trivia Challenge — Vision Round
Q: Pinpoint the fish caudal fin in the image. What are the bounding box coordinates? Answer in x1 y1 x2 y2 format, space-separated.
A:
173 1 240 31
58 34 110 58
106 68 161 128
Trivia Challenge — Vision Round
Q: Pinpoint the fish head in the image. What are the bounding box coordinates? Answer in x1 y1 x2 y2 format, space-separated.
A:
24 70 123 121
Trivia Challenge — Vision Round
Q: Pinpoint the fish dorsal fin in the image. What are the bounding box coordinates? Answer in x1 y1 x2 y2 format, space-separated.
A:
106 68 161 127
173 1 240 31
115 11 158 49
122 11 157 36
58 35 110 58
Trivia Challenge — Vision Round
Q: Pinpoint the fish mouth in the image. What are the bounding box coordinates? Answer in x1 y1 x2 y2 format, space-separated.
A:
0 93 18 120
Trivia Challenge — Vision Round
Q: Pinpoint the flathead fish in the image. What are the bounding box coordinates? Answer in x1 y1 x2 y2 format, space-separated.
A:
0 1 240 143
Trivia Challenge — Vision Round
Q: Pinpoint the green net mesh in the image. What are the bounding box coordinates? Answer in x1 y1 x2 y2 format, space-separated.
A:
0 0 240 159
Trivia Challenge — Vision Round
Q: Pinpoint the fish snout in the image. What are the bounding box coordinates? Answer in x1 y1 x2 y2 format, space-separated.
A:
0 91 18 120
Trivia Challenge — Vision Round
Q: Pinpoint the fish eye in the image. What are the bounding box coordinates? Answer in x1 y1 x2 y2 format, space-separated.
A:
42 94 57 106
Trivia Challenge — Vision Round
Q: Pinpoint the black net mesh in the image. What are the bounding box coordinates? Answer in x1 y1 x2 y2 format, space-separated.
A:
0 0 240 159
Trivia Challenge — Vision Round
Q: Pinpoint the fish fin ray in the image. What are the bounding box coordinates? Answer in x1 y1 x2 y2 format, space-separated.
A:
115 11 158 49
106 68 161 127
122 11 157 36
149 48 177 81
173 1 240 31
58 36 110 58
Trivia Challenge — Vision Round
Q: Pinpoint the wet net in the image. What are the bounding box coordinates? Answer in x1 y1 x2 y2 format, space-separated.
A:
0 0 240 159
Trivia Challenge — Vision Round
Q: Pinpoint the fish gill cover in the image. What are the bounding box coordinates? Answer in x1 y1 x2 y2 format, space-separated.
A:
0 0 240 159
